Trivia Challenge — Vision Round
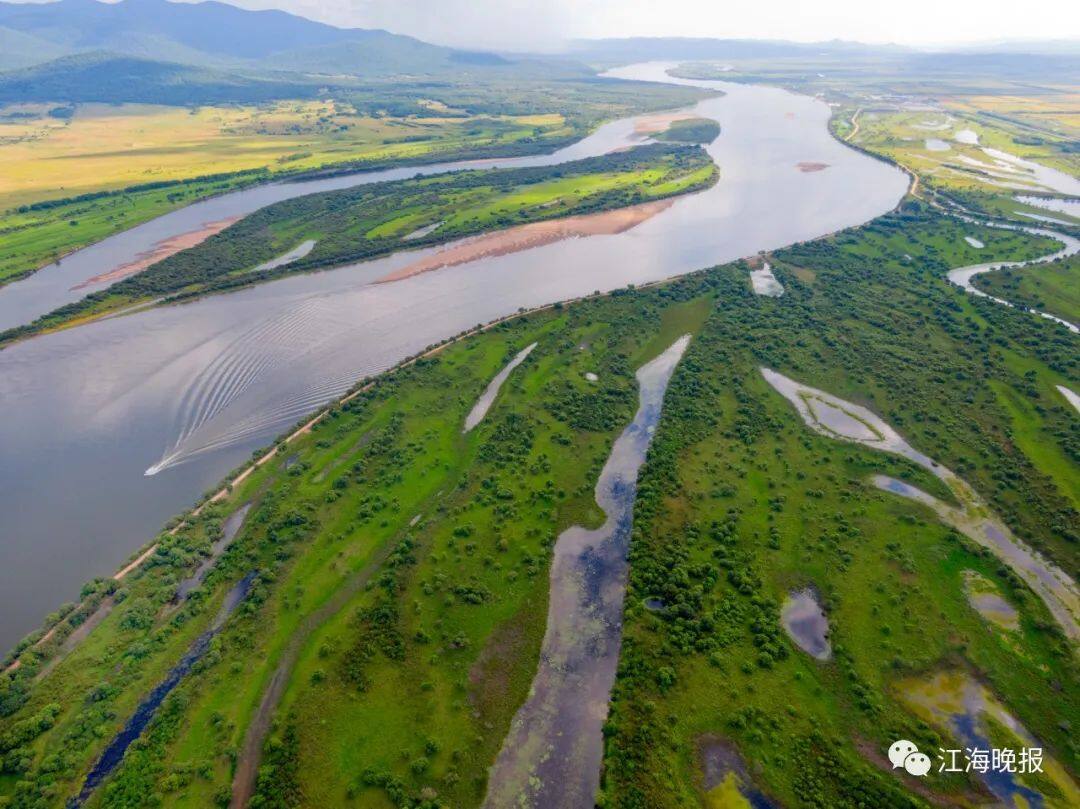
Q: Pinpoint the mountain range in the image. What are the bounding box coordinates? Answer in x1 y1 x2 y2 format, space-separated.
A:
0 0 490 73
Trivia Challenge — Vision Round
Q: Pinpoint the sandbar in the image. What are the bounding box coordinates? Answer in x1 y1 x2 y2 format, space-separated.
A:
377 199 674 284
71 216 240 290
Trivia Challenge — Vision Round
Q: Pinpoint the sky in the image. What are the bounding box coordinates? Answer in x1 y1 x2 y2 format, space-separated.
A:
10 0 1080 52
195 0 1080 51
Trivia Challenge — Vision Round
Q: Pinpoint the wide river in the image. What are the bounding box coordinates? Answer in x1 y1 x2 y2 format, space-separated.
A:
0 63 907 652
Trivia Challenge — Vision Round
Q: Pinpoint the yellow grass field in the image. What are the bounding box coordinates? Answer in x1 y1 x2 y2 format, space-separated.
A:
0 101 569 209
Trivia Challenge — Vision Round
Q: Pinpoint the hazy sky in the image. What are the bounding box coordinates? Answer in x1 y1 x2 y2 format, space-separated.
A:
15 0 1080 51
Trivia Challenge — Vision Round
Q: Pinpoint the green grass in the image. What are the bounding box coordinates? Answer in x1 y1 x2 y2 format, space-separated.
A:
601 208 1079 808
974 255 1080 326
654 117 721 144
1 200 1076 809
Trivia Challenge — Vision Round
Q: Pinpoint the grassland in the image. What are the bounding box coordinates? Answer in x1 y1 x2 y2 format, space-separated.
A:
601 205 1080 808
0 75 711 289
2 144 716 343
974 254 1080 325
0 195 1076 808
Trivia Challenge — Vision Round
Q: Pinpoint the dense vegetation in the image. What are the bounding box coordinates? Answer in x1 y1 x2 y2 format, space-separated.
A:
655 117 721 144
1 196 1076 807
2 143 716 342
601 202 1079 807
0 62 708 295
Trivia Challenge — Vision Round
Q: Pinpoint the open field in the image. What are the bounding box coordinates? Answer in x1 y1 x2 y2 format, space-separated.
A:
1 197 1076 807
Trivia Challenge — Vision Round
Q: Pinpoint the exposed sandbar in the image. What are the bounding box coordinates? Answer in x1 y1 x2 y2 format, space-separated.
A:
377 199 674 284
633 111 697 135
71 216 240 290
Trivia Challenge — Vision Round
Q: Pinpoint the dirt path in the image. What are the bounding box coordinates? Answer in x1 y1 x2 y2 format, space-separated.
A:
228 528 408 807
845 107 862 142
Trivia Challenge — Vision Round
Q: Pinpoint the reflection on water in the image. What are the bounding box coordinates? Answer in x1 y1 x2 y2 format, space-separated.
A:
899 670 1080 808
962 570 1020 632
0 62 907 652
781 588 831 660
945 216 1080 333
71 573 255 807
699 738 777 809
483 336 690 808
174 503 251 600
749 261 784 297
870 473 1080 643
761 368 1079 642
0 118 645 332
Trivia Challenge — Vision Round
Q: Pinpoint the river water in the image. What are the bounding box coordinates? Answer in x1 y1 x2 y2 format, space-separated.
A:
483 334 691 808
0 62 907 652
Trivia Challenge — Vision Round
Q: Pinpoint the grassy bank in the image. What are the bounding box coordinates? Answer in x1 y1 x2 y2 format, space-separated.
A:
974 254 1080 325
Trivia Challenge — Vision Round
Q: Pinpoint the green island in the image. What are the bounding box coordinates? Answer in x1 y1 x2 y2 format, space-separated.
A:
1 144 717 343
2 197 1077 808
0 61 710 290
654 117 721 144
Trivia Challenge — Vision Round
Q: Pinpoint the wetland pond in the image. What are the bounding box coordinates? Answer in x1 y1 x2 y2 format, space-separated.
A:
462 342 536 432
899 670 1080 807
761 368 1080 643
699 738 777 808
781 588 831 660
483 335 690 808
0 62 908 652
749 261 785 297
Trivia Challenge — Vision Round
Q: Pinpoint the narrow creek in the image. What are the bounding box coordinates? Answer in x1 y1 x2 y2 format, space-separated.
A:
174 502 252 599
483 335 691 808
69 572 255 807
463 342 537 432
944 210 1080 333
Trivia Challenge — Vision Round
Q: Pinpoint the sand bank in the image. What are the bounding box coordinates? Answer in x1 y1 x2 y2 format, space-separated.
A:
633 111 697 135
378 199 674 284
71 216 240 290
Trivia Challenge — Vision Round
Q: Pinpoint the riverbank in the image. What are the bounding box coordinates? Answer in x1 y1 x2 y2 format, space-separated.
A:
0 143 717 349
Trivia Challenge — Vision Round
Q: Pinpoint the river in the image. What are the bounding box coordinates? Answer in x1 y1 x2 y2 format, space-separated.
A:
0 62 907 653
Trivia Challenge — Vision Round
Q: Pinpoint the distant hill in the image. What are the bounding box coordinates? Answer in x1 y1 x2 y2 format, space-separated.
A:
0 25 69 69
0 0 498 75
568 37 910 63
0 52 326 105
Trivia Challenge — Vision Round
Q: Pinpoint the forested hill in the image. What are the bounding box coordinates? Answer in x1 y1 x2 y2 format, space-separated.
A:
0 0 462 73
0 53 325 105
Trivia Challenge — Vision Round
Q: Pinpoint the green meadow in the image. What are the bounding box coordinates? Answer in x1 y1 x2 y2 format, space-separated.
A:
1 195 1076 808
